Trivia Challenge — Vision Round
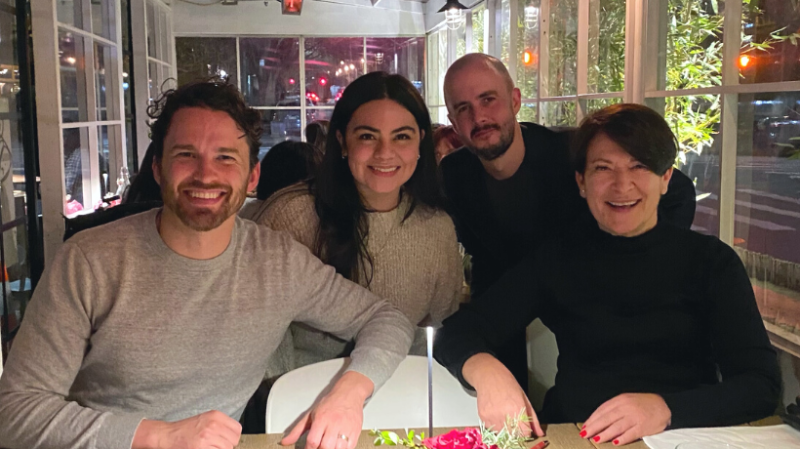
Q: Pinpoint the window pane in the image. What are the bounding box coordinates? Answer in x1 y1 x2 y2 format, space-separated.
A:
97 125 115 198
175 37 237 85
518 0 540 100
733 92 800 337
500 0 512 67
365 38 425 96
739 0 800 84
159 8 169 63
260 110 302 159
666 0 723 91
456 22 467 59
59 32 88 123
544 0 577 97
240 38 300 108
95 42 119 121
587 0 624 93
305 38 363 106
540 100 576 126
63 127 90 213
306 108 333 128
658 94 722 237
585 97 621 114
149 61 161 104
92 0 115 42
146 0 157 58
733 91 800 260
472 3 487 54
429 106 448 126
517 103 538 123
437 29 447 104
57 0 85 30
426 33 439 106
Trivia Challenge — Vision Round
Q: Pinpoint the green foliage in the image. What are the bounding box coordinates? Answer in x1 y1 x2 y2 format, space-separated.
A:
369 429 426 448
479 409 536 449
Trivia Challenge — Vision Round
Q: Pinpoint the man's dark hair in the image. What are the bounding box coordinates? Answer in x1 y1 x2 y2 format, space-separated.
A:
256 140 317 201
148 78 262 169
572 103 678 176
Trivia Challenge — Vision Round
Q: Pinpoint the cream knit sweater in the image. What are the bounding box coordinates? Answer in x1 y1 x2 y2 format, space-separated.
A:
242 184 465 378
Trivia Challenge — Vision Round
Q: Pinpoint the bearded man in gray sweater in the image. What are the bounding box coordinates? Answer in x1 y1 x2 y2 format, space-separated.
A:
0 79 414 449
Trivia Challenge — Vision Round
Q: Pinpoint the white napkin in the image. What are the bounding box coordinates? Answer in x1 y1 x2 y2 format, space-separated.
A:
643 424 800 449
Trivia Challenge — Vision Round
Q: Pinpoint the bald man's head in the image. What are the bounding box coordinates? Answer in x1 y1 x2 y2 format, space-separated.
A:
444 53 515 107
443 54 521 161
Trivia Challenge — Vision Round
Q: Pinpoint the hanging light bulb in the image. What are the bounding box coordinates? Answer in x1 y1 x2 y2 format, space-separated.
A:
438 0 468 30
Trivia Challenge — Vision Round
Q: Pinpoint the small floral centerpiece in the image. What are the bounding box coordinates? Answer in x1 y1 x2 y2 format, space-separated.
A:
369 411 539 449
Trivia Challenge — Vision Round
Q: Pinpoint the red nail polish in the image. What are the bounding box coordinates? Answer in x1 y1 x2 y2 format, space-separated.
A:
582 425 586 429
579 430 587 438
613 440 620 446
593 436 601 443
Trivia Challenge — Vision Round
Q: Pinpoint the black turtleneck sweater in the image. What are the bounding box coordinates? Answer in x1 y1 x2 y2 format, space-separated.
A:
434 219 780 428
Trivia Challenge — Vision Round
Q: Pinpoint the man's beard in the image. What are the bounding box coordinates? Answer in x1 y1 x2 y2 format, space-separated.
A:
467 120 515 161
160 173 247 232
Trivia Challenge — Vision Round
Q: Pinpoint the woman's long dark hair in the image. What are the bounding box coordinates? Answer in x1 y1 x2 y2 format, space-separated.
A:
311 71 443 285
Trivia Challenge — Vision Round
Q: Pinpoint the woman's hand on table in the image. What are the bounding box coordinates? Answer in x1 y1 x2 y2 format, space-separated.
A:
281 371 374 449
581 393 672 446
462 353 544 438
132 410 243 449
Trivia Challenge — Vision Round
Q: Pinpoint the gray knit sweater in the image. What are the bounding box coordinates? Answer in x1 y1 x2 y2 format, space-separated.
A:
242 185 464 379
0 209 413 449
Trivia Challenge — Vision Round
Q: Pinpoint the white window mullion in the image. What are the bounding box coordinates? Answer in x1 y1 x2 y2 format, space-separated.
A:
538 0 550 99
576 0 589 120
508 0 518 86
299 36 307 141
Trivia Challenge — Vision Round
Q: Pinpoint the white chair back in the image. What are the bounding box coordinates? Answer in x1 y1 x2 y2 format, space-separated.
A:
265 355 480 434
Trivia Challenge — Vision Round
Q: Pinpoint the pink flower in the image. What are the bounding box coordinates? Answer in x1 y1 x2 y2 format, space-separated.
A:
423 428 494 449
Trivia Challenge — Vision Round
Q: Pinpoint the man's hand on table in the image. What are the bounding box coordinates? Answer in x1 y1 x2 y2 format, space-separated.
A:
581 393 672 446
462 353 544 438
281 370 374 449
132 410 243 449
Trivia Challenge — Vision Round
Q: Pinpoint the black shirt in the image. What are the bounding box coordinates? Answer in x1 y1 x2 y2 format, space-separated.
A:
434 219 780 428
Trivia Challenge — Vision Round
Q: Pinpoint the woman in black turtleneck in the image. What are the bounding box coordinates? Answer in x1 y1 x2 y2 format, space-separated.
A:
434 104 780 446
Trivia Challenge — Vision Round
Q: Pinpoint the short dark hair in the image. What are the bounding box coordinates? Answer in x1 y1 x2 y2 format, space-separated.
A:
256 140 316 201
572 103 678 176
148 78 262 169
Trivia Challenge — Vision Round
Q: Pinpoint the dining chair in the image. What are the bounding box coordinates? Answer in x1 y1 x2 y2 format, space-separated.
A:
265 355 481 434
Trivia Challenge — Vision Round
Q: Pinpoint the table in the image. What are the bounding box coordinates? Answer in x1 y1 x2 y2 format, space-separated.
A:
235 417 783 449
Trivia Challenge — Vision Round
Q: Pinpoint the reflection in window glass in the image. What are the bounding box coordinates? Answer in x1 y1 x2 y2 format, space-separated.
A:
517 103 537 123
734 92 800 336
587 0 624 93
740 0 800 84
146 1 157 58
456 22 467 60
544 0 577 97
305 38 363 106
159 9 169 62
437 29 448 105
660 94 721 237
240 38 300 108
63 127 90 211
585 97 621 114
95 43 118 121
175 37 237 85
472 3 487 54
517 0 539 100
149 61 161 104
57 0 84 30
734 92 800 260
666 0 723 91
541 100 576 127
98 125 114 198
426 34 441 107
500 0 511 67
92 0 115 42
259 110 302 159
306 108 334 128
59 32 87 123
365 38 425 96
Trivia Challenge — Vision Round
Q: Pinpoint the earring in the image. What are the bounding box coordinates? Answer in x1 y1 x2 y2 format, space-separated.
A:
342 154 347 159
580 189 586 197
417 154 420 160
